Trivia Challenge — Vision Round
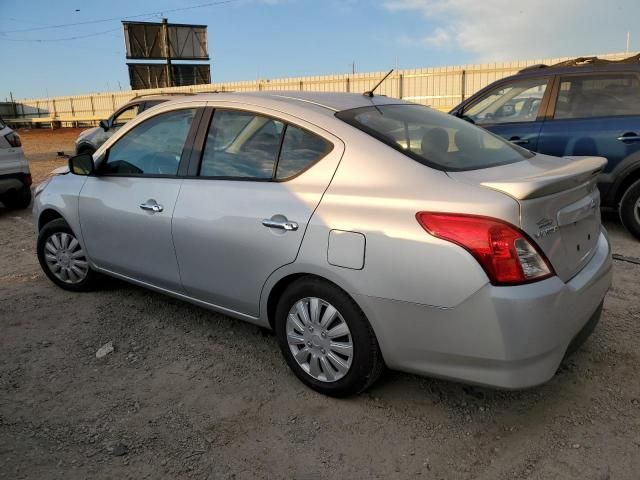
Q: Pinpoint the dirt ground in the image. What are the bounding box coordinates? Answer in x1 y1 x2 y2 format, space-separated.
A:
1 129 640 480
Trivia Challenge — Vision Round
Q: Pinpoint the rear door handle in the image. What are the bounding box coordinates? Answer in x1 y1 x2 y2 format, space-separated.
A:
139 200 164 213
617 132 640 142
262 217 299 231
508 136 529 145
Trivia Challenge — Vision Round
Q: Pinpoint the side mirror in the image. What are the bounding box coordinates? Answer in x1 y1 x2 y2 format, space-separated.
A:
69 153 94 176
99 119 110 131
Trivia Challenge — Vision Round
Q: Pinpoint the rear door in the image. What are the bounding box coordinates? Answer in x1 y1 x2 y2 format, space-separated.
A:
460 76 553 150
537 71 640 177
172 106 344 317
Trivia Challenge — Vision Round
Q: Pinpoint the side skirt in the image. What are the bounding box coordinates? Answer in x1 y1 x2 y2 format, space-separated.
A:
93 266 270 329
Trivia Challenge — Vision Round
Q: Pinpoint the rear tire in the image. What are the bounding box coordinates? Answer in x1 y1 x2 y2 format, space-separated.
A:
619 179 640 241
3 187 31 209
37 218 100 291
275 276 384 397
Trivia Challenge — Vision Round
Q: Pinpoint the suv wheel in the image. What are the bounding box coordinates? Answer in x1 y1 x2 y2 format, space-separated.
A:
2 187 31 209
37 218 100 291
275 277 384 397
620 179 640 240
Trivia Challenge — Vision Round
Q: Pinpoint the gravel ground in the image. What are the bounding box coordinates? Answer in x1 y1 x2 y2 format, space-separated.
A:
1 130 640 479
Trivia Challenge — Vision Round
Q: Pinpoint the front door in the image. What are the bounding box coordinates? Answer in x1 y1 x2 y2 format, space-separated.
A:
172 107 343 316
79 107 199 291
537 72 640 177
461 76 552 150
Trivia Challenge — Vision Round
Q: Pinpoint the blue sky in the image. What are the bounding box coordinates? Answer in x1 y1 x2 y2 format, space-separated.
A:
0 0 638 100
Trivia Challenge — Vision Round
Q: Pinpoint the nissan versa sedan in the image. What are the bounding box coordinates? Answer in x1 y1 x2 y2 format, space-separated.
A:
33 92 613 397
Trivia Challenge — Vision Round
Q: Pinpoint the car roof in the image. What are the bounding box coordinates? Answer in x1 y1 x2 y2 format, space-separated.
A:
131 94 193 102
506 54 640 80
167 91 411 116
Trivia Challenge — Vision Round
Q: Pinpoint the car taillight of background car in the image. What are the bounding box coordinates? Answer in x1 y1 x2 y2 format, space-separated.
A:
5 132 22 148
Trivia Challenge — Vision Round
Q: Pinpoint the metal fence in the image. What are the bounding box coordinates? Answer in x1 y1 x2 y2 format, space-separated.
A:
2 51 634 126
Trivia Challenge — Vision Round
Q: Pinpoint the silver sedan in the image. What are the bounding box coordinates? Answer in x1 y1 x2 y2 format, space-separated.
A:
33 92 612 396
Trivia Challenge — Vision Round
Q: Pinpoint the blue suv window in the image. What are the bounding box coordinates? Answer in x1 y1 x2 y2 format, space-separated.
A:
464 77 549 125
554 73 640 119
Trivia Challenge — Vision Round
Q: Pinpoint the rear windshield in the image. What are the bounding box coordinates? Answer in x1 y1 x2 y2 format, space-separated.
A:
336 104 533 171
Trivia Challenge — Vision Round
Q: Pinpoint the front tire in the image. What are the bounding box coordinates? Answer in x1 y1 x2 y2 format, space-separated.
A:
619 179 640 241
275 277 384 397
37 218 100 291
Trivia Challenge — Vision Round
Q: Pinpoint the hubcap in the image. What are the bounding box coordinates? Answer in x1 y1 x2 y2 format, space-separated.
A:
286 297 353 383
43 232 89 284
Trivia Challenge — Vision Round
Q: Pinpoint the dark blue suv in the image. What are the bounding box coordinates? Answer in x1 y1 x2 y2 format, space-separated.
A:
451 55 640 240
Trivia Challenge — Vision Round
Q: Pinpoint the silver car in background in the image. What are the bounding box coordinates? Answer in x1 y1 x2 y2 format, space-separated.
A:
34 92 612 396
0 118 32 209
74 94 188 155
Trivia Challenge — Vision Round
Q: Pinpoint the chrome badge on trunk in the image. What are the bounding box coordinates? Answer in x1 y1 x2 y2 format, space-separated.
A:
534 218 559 239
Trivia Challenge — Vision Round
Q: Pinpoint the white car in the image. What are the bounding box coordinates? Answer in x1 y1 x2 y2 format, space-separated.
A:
0 118 31 209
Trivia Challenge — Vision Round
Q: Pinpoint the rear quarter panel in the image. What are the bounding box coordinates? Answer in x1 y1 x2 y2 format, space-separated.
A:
262 123 522 319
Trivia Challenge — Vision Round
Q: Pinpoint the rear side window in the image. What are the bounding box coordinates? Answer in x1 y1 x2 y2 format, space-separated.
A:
199 109 332 180
276 125 332 180
200 110 284 179
337 104 533 172
554 73 640 119
0 118 6 129
142 100 167 111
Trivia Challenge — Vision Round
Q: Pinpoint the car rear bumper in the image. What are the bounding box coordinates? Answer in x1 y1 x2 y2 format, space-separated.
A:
354 229 612 389
0 172 31 195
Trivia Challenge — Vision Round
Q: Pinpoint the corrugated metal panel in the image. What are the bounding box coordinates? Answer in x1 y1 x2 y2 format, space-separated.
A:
9 52 635 123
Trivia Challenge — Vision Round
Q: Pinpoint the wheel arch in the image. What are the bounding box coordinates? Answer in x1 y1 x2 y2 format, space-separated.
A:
262 268 363 331
615 166 640 207
38 208 65 231
75 142 96 155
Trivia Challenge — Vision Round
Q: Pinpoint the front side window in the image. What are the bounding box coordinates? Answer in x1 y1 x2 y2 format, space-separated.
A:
554 73 640 119
464 78 549 125
100 108 195 176
200 110 285 179
337 104 533 171
112 104 140 127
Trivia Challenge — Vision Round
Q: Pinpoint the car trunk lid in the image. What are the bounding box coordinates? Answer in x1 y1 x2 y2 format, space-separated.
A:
448 154 607 282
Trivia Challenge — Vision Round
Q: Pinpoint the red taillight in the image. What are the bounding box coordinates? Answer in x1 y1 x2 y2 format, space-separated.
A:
416 212 554 286
5 132 21 148
24 174 32 186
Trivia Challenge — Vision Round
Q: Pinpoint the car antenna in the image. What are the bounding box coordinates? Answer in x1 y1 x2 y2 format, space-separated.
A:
363 69 394 98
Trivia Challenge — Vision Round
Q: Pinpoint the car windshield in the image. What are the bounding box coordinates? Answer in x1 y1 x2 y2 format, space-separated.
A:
336 104 533 171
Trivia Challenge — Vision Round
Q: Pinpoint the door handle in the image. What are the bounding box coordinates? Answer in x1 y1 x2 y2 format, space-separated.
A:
139 200 164 213
509 136 529 145
617 132 640 142
262 218 299 231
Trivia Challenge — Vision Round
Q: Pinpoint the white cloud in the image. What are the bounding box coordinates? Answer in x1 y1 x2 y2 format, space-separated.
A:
384 0 639 61
423 27 450 47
